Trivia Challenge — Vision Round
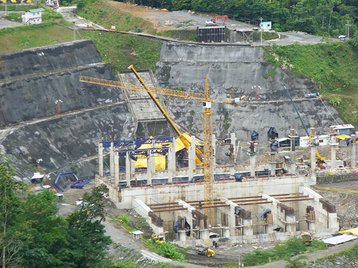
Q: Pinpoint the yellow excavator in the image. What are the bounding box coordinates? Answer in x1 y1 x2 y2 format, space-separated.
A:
197 247 216 257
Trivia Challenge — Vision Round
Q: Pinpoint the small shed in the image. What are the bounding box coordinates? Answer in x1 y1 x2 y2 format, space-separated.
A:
22 8 44 25
259 21 272 31
131 230 143 240
31 172 45 183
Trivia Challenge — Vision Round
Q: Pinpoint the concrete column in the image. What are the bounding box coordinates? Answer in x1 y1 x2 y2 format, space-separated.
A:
328 213 339 232
310 145 316 175
98 143 104 177
265 223 274 234
110 142 115 176
114 152 119 188
178 230 186 242
231 133 237 162
223 227 230 238
308 222 316 232
168 137 176 183
212 134 216 170
130 158 135 175
351 136 356 169
290 161 296 175
243 218 253 236
222 198 238 236
286 214 296 234
188 136 196 179
147 152 154 185
270 162 276 176
331 144 337 170
250 154 256 177
125 151 131 188
199 229 209 240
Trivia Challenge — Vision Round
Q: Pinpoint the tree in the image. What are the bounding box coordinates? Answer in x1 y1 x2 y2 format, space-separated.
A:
0 162 24 268
16 191 71 268
66 185 111 268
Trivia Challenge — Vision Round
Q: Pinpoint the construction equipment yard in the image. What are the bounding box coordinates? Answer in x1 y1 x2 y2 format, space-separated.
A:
1 2 358 267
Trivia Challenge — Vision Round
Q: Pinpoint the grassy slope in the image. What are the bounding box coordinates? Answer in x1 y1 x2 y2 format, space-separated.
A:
0 24 74 54
81 30 162 72
0 7 75 54
265 43 358 126
77 0 156 34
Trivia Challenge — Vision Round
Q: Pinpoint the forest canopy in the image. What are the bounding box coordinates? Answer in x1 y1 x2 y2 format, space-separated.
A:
116 0 358 36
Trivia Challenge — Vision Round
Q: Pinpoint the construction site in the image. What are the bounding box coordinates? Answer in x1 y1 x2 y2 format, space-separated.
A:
0 28 357 266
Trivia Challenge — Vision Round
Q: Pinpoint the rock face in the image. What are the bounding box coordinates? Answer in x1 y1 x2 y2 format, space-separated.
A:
155 43 343 141
0 40 136 179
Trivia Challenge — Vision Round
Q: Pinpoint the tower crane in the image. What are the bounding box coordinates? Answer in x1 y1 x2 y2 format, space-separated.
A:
80 65 241 223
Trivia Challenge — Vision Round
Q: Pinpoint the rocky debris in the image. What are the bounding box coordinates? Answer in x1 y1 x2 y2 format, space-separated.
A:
308 256 358 268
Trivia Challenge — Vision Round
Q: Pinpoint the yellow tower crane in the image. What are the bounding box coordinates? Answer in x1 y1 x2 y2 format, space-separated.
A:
80 65 240 223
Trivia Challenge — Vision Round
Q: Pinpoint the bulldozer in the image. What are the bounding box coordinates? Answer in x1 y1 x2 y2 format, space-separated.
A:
197 247 215 257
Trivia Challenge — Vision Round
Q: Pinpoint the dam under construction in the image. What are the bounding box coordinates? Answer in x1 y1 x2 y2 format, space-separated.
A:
1 39 357 245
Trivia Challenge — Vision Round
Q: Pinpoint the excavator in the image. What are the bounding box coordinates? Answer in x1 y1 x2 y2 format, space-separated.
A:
197 247 215 257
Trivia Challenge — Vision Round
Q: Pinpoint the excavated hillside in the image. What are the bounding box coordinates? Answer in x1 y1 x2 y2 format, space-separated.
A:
155 43 343 142
0 40 345 180
0 40 138 179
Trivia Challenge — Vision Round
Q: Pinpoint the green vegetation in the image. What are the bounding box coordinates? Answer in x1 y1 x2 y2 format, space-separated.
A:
81 30 162 72
253 31 280 42
4 12 22 22
312 243 358 265
117 0 358 37
114 213 135 232
145 239 185 261
158 29 197 42
0 24 75 54
0 6 75 55
243 238 326 266
0 161 112 268
77 0 156 33
265 42 358 126
0 5 37 11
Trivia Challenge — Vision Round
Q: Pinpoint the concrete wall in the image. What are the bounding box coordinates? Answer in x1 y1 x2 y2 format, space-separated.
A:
117 175 308 209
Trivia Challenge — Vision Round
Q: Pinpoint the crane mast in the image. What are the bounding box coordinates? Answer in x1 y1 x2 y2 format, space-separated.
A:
80 66 230 225
203 77 214 221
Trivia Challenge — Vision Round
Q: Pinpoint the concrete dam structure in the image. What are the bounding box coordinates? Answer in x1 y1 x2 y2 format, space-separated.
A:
1 38 352 245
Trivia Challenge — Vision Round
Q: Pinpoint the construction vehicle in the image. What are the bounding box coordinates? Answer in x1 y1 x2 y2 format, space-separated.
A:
151 234 165 244
80 65 241 224
301 232 312 245
210 15 228 25
197 247 215 257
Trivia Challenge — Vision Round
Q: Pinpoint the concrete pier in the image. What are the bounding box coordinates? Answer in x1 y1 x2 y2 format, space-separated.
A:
110 142 114 176
188 136 196 179
114 152 119 188
125 151 131 187
98 143 104 177
352 135 356 169
330 143 337 171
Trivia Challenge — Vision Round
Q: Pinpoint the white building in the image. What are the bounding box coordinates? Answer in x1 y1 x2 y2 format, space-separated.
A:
22 8 44 25
260 21 272 31
46 0 59 8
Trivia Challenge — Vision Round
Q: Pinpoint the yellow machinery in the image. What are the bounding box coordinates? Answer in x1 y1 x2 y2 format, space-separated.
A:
80 65 239 223
197 247 215 257
301 232 312 245
151 234 165 244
